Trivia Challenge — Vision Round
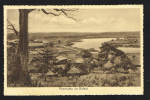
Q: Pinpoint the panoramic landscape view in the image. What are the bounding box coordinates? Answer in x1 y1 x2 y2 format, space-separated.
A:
6 7 142 87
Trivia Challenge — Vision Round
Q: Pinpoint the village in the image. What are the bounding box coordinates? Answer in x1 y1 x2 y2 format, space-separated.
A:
4 6 144 96
7 35 141 87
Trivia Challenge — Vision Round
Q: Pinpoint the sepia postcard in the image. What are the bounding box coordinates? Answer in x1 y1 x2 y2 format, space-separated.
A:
4 5 143 95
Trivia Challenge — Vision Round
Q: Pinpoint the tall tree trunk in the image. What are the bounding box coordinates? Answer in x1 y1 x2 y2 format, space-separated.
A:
18 9 28 71
15 9 30 85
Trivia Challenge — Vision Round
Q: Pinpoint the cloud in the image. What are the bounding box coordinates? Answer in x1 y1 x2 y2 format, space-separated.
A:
7 9 140 33
29 15 140 32
8 11 140 32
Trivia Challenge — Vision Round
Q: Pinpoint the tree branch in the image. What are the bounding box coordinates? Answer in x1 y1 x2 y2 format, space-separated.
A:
61 9 78 21
54 8 78 12
27 9 36 14
41 9 78 21
61 8 78 12
8 25 12 26
7 19 19 37
7 28 14 30
53 8 61 12
41 9 62 16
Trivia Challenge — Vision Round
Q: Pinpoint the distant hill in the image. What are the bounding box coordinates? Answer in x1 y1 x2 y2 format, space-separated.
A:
7 31 140 40
28 31 140 39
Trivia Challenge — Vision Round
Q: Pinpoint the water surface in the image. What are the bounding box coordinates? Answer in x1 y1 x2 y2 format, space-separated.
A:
72 38 140 53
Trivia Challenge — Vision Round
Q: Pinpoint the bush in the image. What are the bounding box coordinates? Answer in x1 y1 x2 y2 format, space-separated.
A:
36 71 140 87
7 44 32 87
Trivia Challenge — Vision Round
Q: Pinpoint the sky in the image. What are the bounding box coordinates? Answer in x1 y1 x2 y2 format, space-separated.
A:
7 8 141 33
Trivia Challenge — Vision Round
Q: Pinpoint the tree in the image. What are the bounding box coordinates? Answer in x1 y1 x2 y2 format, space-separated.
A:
7 8 78 86
31 44 57 81
58 40 61 45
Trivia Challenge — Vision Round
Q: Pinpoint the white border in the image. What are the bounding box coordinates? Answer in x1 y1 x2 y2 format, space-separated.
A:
4 5 143 95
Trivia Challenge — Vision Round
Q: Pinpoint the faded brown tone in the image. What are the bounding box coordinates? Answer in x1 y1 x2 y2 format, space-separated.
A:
4 5 143 95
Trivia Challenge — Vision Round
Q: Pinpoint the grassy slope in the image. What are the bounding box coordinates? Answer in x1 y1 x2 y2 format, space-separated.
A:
34 70 140 87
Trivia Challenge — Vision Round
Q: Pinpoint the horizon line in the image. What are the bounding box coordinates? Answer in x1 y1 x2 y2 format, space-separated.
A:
28 31 140 33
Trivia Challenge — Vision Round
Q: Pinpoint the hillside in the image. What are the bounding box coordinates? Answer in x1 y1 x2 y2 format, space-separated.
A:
7 31 140 40
28 31 140 39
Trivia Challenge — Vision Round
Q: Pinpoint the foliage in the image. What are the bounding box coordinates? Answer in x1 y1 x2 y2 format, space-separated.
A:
7 43 17 84
36 71 140 87
7 33 18 40
31 44 56 75
7 44 32 87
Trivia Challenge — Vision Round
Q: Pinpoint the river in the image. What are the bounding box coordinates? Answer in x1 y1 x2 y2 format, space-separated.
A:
72 38 140 53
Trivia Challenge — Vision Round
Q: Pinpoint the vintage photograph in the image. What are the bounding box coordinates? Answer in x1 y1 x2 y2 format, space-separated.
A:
4 5 143 95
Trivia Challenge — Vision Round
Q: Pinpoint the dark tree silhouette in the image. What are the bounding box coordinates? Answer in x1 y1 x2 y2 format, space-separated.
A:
58 40 61 45
7 8 78 86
